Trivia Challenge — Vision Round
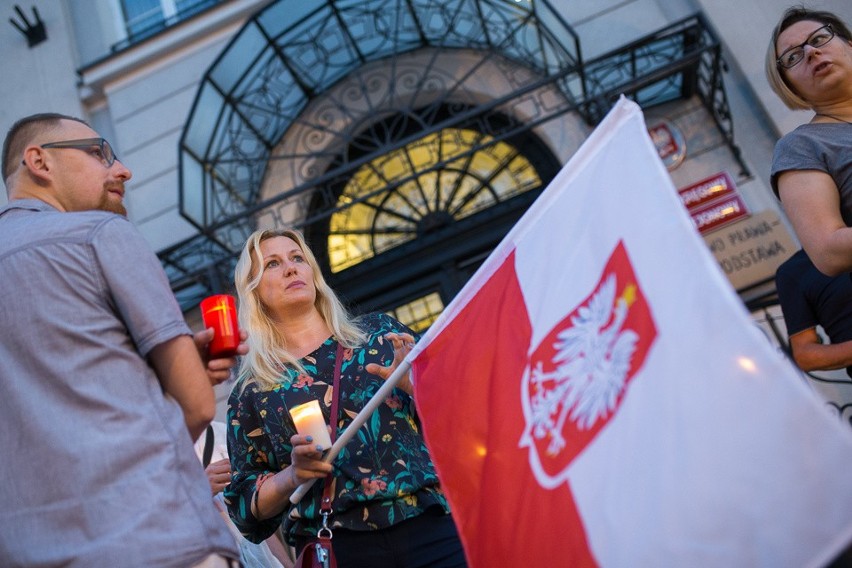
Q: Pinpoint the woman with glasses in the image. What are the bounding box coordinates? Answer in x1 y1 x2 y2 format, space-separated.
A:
766 7 852 276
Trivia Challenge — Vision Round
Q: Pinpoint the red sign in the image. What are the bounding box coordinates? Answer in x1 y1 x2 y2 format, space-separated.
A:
678 172 737 211
689 195 749 235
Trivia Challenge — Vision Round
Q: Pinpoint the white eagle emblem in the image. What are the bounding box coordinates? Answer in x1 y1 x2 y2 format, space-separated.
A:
528 274 638 455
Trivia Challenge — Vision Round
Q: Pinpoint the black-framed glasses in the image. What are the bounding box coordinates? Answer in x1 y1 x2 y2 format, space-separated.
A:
38 137 118 168
776 24 835 69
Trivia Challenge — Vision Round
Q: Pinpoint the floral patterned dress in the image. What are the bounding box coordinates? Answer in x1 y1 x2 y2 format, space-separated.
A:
224 313 449 544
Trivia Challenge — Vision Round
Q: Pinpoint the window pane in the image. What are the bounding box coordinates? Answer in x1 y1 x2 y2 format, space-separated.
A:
175 0 220 19
386 293 445 333
122 0 164 38
120 0 222 46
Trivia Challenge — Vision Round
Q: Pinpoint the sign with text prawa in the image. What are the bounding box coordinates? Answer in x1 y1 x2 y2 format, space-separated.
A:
703 210 796 291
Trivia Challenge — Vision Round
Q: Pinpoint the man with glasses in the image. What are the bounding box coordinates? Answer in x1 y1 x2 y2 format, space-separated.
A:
0 113 240 567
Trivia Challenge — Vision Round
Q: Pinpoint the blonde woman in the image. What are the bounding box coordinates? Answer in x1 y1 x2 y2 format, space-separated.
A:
767 7 852 276
223 229 467 568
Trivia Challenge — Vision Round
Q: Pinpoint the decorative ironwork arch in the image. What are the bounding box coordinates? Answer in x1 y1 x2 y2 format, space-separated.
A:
162 2 745 312
167 0 585 306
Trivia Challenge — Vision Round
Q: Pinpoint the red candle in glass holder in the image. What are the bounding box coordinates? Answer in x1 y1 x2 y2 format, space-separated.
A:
200 294 240 358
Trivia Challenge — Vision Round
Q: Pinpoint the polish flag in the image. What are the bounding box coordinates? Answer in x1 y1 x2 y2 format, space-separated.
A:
408 98 852 567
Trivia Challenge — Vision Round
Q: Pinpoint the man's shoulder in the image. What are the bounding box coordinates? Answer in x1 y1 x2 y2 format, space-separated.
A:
1 199 131 231
52 210 141 247
0 201 134 257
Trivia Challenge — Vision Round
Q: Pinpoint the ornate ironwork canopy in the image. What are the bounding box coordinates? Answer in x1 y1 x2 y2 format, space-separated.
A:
165 0 584 306
161 1 743 312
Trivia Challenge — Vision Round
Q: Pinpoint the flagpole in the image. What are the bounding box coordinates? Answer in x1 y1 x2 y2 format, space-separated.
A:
289 360 411 504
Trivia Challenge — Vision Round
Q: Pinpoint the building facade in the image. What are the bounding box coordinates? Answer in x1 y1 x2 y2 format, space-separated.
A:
2 0 850 420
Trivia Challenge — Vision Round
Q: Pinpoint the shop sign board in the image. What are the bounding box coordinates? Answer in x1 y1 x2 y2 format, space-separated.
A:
703 210 797 291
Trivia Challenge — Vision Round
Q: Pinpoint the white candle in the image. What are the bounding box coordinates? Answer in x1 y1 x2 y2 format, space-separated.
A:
288 400 332 448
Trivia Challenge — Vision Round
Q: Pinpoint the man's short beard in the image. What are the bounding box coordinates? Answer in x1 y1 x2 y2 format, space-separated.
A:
99 197 127 217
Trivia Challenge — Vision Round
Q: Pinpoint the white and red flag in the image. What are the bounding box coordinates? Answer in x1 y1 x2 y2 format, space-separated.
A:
407 97 852 567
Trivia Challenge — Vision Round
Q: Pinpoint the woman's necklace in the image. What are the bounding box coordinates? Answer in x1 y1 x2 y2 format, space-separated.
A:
814 112 852 124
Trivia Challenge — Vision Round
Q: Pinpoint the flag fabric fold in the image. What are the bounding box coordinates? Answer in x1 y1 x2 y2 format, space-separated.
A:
408 97 852 568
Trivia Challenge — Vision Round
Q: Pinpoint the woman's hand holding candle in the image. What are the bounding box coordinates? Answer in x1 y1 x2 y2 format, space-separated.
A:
288 400 332 448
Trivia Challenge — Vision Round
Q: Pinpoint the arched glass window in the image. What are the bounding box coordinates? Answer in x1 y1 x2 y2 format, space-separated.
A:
328 127 541 273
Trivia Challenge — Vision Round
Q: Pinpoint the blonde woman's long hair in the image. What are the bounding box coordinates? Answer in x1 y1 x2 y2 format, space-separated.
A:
234 228 367 390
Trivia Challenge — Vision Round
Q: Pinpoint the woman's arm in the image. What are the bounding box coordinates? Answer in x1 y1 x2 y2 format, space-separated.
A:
251 435 331 520
778 169 852 276
224 393 288 543
225 387 333 542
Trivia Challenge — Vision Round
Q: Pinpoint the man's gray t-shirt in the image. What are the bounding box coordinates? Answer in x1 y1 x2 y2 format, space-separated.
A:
0 200 237 567
771 123 852 225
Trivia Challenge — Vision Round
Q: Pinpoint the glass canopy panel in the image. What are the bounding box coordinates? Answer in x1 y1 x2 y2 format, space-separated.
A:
206 109 270 217
180 150 206 226
345 0 423 55
184 83 225 156
327 127 540 272
256 0 320 37
421 1 483 47
234 54 308 141
478 0 528 45
274 6 362 92
209 23 269 93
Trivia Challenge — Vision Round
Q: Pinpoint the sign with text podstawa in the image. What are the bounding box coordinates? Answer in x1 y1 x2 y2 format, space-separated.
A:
703 209 796 291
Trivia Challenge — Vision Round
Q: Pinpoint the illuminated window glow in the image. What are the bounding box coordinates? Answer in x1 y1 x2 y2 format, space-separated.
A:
386 292 445 333
328 128 541 272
